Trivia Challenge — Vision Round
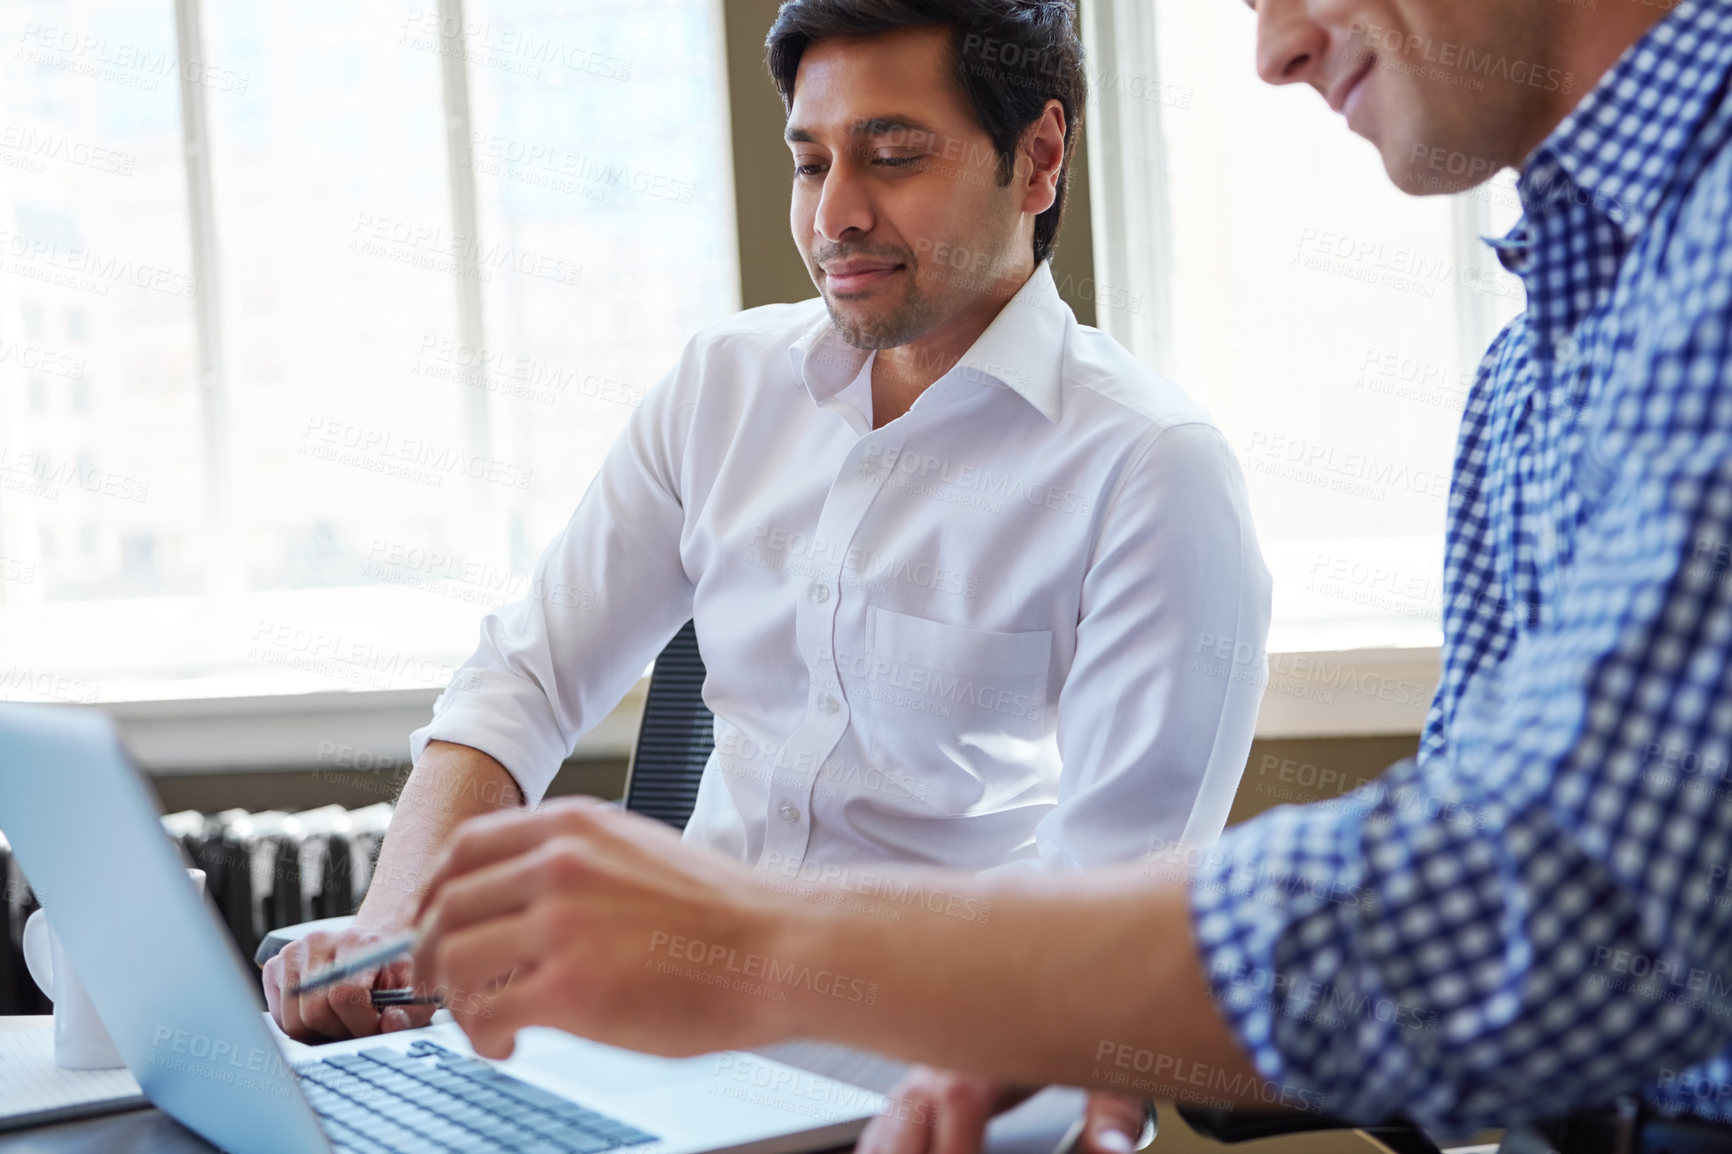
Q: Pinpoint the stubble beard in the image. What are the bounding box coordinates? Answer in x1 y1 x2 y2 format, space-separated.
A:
826 278 939 350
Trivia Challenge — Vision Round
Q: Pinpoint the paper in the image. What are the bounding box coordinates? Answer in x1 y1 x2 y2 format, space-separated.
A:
0 1025 145 1132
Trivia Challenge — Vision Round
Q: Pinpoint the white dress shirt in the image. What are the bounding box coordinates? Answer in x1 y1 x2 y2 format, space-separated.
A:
411 261 1271 873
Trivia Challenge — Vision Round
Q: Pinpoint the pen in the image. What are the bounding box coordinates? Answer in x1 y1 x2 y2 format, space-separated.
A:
370 988 445 1007
285 930 419 996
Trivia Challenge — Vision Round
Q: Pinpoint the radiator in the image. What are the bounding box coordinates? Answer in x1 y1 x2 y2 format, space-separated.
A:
1 803 394 1014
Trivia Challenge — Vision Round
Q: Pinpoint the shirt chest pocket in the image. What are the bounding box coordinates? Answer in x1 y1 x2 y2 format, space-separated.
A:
846 608 1054 814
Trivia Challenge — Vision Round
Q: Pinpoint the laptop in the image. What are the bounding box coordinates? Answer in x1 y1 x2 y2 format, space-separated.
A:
0 703 884 1154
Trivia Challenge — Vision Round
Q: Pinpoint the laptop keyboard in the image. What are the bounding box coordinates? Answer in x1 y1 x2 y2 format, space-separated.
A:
297 1038 659 1154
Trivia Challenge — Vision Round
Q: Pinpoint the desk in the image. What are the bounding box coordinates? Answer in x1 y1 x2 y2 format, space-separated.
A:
0 1018 1086 1153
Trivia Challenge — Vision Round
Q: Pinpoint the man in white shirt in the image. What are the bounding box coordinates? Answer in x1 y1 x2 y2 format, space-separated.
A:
263 0 1271 1082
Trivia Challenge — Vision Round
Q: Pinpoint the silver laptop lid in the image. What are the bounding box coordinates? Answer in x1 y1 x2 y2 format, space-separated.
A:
0 703 331 1154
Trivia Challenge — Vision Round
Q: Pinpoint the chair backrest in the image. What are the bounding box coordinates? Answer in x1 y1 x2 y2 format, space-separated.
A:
623 620 715 831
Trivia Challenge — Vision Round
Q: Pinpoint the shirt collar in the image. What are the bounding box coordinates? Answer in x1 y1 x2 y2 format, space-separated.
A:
787 260 1071 424
1518 0 1732 238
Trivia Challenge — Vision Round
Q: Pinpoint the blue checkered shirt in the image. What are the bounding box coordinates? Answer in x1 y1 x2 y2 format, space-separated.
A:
1190 0 1732 1130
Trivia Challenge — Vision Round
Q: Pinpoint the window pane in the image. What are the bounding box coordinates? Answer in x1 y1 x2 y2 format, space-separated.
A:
0 0 738 702
0 0 203 701
461 0 739 555
201 0 462 593
1150 0 1524 649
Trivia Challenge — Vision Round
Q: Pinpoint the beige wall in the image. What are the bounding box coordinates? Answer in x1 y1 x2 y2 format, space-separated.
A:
148 758 629 815
1230 734 1419 826
151 736 1417 828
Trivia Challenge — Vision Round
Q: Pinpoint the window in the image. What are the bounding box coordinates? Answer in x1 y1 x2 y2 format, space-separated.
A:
0 0 737 704
1085 0 1524 667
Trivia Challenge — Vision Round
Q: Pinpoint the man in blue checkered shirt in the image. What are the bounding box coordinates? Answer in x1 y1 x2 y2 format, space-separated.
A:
1182 0 1732 1137
404 0 1732 1151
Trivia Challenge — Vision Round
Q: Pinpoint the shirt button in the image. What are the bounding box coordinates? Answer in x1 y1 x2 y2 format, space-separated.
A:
778 802 801 822
857 457 880 479
818 695 841 715
808 582 831 604
1555 334 1581 366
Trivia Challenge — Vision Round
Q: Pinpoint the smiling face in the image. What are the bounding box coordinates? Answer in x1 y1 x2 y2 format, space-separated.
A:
784 27 1054 350
1249 0 1571 193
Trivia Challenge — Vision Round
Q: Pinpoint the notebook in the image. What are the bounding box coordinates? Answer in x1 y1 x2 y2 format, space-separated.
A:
0 1024 146 1132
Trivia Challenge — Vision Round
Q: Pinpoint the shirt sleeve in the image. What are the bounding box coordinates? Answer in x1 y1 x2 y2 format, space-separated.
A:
1189 441 1732 1125
407 337 704 806
1021 420 1273 870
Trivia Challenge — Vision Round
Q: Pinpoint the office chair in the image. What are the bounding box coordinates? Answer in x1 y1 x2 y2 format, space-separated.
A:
253 620 713 966
619 618 714 830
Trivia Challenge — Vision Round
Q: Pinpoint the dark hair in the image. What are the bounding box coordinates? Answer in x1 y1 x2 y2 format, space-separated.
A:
766 0 1085 266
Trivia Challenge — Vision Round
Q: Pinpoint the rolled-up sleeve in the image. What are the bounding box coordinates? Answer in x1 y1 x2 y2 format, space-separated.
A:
408 340 703 806
1190 447 1732 1130
1027 421 1273 870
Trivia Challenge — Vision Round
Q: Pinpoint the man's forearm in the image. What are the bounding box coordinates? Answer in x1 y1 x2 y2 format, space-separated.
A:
764 865 1268 1104
410 800 1277 1107
357 740 525 928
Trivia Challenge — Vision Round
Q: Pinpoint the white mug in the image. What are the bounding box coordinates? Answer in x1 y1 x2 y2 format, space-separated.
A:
22 867 207 1069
